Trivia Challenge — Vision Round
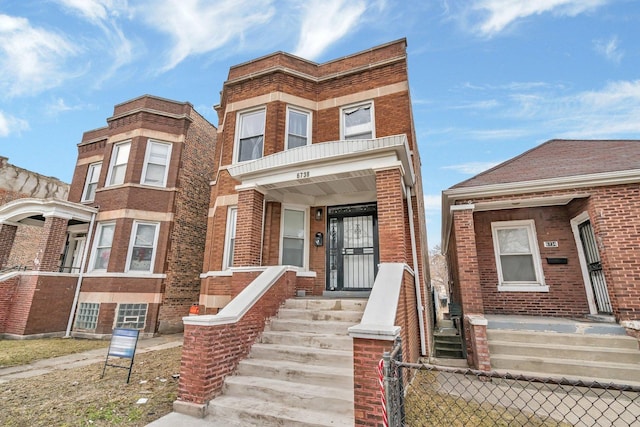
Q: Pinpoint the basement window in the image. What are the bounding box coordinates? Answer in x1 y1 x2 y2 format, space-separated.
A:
115 303 147 329
75 302 99 330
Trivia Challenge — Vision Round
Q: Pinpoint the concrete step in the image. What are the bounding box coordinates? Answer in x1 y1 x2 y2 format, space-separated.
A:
268 318 355 335
237 355 354 389
207 395 352 427
489 340 640 364
277 308 364 323
223 375 352 413
486 329 638 349
249 343 352 367
490 354 640 384
260 330 353 350
486 316 627 335
283 298 367 312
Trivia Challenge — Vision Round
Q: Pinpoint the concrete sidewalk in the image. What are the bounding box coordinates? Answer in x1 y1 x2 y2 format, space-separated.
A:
0 334 183 384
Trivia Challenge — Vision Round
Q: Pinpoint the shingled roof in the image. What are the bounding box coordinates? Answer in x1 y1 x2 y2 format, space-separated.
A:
452 139 640 189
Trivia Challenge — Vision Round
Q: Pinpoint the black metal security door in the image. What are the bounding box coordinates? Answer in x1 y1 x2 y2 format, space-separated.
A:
578 220 612 314
327 204 379 291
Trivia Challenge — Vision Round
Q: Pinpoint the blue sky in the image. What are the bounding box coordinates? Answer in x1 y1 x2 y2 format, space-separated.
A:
1 0 639 249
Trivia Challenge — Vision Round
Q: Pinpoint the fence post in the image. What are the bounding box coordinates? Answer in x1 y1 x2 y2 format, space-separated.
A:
382 350 391 427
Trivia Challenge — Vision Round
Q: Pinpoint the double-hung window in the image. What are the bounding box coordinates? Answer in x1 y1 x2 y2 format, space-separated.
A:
281 208 306 268
106 141 131 186
92 223 115 271
491 220 547 292
126 221 159 272
81 162 102 202
286 107 310 149
342 103 374 140
223 207 237 269
142 141 171 187
236 109 265 162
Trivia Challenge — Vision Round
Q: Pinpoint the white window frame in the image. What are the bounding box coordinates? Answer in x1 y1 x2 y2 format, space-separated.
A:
105 141 131 187
279 205 308 269
125 221 160 273
285 106 311 150
89 222 116 272
234 107 266 163
223 206 237 269
340 101 375 140
491 219 547 292
115 303 148 329
81 162 102 202
141 140 172 187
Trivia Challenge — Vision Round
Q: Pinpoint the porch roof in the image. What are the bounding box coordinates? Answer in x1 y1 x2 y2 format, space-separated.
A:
0 198 97 226
227 135 415 205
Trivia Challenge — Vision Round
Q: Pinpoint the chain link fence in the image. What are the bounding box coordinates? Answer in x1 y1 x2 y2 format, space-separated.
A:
382 341 640 426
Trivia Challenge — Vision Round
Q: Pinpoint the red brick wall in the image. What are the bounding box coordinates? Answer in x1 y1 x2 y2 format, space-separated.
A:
24 276 76 335
0 224 17 269
376 168 406 263
2 275 37 335
234 190 264 266
353 338 393 427
177 270 296 405
0 275 19 333
34 217 68 272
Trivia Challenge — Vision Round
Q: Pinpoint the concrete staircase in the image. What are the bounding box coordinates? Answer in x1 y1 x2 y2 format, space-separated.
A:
486 315 640 385
434 319 465 359
205 298 366 426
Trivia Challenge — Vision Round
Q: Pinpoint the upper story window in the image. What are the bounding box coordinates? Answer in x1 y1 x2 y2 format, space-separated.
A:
81 162 102 202
281 207 306 268
223 206 237 269
286 107 311 149
126 221 160 272
236 108 265 162
342 102 374 140
141 140 172 187
91 222 115 271
491 220 547 292
106 141 131 186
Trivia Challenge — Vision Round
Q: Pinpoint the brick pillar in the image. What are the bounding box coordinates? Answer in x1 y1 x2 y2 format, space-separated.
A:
0 223 18 269
376 168 406 263
353 337 394 426
34 216 69 272
465 314 491 371
234 189 264 267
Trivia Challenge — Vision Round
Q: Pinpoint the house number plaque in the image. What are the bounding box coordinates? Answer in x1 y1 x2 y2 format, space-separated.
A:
297 171 310 179
544 241 558 248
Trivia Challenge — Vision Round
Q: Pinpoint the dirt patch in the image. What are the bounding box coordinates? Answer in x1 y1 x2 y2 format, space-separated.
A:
0 346 181 426
0 338 109 368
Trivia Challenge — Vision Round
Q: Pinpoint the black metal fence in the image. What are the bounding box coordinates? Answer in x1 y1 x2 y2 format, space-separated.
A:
382 343 640 426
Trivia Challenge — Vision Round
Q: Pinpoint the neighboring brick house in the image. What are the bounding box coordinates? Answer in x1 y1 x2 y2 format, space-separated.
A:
442 139 640 367
0 156 69 269
0 95 216 337
176 39 432 424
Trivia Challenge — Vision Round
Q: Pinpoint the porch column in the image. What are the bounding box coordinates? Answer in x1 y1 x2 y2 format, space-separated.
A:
375 168 407 263
0 223 18 269
34 215 69 272
234 188 264 267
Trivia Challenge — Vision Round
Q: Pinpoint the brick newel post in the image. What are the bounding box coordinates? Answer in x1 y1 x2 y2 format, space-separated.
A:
0 224 18 269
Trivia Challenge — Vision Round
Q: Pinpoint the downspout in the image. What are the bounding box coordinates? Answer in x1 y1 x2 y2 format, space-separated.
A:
65 211 96 337
406 183 427 356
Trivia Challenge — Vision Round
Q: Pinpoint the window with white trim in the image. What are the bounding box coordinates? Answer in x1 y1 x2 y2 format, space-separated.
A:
106 141 131 186
126 221 159 272
141 140 172 187
223 207 237 269
91 223 115 271
81 162 101 202
236 109 265 162
342 102 374 140
281 208 306 267
115 303 147 329
491 220 546 291
75 302 99 330
286 107 310 149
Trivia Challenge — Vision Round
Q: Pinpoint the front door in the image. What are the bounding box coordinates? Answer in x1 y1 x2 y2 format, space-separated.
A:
326 203 379 291
578 220 613 314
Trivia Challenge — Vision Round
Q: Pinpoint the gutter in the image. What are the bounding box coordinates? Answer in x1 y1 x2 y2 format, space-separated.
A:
406 183 427 356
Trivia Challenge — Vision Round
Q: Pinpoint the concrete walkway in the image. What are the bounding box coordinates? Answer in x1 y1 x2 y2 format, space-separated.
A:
0 334 183 384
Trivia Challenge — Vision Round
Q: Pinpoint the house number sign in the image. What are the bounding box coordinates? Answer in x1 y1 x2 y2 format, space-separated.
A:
544 241 558 248
297 171 310 179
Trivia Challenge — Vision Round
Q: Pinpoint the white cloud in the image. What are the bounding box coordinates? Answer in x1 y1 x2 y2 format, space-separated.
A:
442 161 501 175
448 99 499 110
594 35 623 64
293 0 368 60
0 111 29 137
468 0 609 37
0 14 78 97
138 0 275 72
423 194 442 212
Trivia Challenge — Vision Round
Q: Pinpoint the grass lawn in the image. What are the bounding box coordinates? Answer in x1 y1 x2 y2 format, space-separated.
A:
0 337 109 368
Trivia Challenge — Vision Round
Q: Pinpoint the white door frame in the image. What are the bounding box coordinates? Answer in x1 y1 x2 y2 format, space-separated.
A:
570 211 598 315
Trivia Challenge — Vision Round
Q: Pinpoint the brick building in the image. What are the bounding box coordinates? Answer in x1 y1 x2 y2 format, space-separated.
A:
443 139 640 369
0 96 217 337
175 39 432 425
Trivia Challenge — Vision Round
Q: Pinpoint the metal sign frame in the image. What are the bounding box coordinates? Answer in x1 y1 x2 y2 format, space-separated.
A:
101 328 140 383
